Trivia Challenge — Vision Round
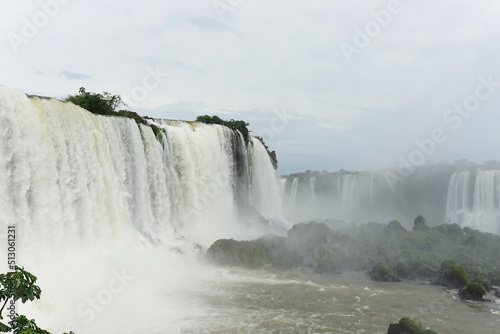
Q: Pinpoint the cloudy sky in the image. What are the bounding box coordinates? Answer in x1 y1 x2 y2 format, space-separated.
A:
1 0 500 174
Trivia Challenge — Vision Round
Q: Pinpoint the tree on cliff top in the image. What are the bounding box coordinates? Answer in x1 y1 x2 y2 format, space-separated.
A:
66 87 125 115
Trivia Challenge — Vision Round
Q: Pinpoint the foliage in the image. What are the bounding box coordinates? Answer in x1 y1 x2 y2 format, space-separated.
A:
207 215 500 288
472 275 492 291
255 136 278 169
440 259 457 272
370 262 401 282
397 317 437 334
66 87 124 115
195 115 278 169
196 115 250 143
386 220 407 234
412 215 430 232
459 282 487 301
464 282 486 298
66 88 165 142
443 265 470 287
0 267 74 334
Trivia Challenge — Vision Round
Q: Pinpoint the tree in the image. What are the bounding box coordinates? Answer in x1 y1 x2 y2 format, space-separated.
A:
0 266 73 334
195 115 250 143
66 87 125 115
412 215 429 232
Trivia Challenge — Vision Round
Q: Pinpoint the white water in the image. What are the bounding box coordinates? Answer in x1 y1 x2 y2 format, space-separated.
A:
341 173 357 221
446 170 500 233
289 177 299 207
0 86 287 333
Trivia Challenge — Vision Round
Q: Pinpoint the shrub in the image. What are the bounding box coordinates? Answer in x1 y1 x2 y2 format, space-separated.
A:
459 282 487 301
389 317 437 334
440 259 457 272
386 220 407 234
412 215 430 232
196 115 250 143
443 265 470 287
66 87 124 115
473 275 492 291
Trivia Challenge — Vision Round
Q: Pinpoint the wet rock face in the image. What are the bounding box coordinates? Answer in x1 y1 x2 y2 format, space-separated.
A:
387 323 405 334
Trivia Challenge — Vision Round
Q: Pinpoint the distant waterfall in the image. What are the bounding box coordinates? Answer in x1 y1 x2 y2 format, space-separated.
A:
309 176 316 201
290 177 299 206
341 174 357 220
445 170 500 233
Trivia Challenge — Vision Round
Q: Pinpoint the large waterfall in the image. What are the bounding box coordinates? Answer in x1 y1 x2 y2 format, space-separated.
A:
0 86 286 333
0 86 285 246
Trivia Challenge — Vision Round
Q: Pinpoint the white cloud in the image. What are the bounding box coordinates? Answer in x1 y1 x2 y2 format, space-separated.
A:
1 0 500 174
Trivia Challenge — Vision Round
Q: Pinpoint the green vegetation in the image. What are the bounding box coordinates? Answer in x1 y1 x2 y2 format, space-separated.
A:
196 115 278 169
207 215 500 290
388 317 437 334
255 136 278 169
64 89 278 168
196 115 250 143
458 282 487 301
370 262 401 282
0 267 73 334
412 215 430 232
65 87 165 142
66 87 124 115
442 265 470 288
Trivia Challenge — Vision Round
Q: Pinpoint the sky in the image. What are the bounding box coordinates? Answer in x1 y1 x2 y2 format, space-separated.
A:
1 0 500 175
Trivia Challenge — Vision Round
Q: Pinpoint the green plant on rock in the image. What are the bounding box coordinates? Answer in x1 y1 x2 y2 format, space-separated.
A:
473 275 492 291
196 115 250 143
0 267 74 334
443 265 470 287
66 87 124 115
461 282 487 300
396 317 437 334
412 215 430 232
440 259 457 272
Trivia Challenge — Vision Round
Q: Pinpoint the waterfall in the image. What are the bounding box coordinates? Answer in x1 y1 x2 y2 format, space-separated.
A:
341 173 357 221
309 176 316 201
445 170 500 233
0 86 290 332
0 87 287 248
289 177 299 207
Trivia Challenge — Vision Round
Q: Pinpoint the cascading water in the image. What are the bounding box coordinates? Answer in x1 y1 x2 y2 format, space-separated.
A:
445 170 500 233
0 86 287 333
340 173 357 221
283 166 500 234
289 177 299 207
